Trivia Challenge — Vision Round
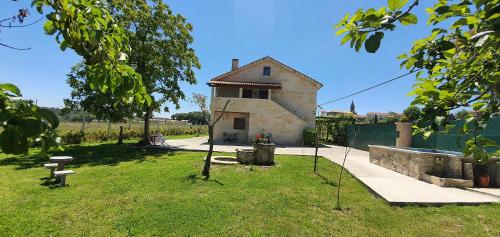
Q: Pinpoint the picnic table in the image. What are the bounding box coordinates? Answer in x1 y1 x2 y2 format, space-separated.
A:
46 156 75 185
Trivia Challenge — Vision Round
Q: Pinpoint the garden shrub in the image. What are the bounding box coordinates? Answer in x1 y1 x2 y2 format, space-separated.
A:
61 131 85 145
317 114 355 146
303 128 317 147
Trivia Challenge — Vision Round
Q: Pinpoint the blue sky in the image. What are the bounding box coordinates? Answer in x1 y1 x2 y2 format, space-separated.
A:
1 0 436 117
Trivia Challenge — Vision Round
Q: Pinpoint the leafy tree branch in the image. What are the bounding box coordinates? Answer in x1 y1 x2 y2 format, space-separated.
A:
336 0 500 161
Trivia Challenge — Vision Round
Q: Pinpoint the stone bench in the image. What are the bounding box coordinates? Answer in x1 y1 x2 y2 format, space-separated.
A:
44 163 58 178
223 132 238 143
54 170 75 186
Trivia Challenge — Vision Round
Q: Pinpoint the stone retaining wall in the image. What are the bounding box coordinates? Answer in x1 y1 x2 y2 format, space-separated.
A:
368 145 463 180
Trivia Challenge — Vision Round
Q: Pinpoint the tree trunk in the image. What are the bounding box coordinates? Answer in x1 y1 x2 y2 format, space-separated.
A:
143 106 152 145
117 126 124 145
314 124 319 173
202 125 214 179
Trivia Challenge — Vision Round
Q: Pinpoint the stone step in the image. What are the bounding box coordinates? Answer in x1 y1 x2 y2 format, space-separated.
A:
54 170 75 176
44 163 58 168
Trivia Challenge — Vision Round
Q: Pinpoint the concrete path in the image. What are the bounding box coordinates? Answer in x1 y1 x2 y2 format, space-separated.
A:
163 137 500 205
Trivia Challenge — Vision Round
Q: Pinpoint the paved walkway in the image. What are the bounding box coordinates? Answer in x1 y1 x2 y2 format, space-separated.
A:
164 137 500 205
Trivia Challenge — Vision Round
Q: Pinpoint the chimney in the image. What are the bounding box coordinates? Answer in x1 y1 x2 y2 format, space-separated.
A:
231 58 239 71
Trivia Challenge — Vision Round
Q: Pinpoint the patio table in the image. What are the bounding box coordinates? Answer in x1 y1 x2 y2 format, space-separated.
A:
49 156 73 171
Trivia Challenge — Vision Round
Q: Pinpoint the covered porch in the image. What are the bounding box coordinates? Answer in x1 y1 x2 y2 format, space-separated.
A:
208 81 282 100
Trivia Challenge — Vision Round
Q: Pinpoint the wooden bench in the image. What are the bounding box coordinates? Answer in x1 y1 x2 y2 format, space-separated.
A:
54 170 75 186
44 163 58 178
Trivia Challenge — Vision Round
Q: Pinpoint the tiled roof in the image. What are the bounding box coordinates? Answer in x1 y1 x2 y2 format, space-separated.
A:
207 81 282 88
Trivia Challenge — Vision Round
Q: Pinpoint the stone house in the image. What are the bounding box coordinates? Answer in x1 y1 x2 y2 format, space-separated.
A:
208 56 323 145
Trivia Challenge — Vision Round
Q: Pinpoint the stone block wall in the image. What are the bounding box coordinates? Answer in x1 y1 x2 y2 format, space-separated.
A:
212 97 309 145
368 145 464 180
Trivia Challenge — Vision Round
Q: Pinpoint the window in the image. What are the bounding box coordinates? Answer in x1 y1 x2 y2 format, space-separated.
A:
242 89 253 98
258 89 269 99
234 118 246 130
263 66 271 76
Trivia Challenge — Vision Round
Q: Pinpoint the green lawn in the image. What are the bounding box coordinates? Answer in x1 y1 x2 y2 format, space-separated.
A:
0 142 499 236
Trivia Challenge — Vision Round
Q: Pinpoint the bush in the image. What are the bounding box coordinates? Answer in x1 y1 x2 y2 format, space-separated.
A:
61 131 85 145
317 114 355 146
303 128 317 147
329 123 348 146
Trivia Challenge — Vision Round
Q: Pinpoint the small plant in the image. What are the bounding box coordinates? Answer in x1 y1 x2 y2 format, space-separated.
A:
253 133 272 144
303 128 317 147
399 115 410 122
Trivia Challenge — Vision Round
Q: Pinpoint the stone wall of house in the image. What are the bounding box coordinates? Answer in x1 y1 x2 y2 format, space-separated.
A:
211 97 309 145
368 145 463 180
218 60 320 127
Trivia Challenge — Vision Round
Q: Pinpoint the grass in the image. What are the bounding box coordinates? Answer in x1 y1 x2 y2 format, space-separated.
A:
0 142 499 236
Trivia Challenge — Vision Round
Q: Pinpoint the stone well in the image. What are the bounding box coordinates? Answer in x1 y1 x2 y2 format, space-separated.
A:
253 143 275 165
236 149 255 164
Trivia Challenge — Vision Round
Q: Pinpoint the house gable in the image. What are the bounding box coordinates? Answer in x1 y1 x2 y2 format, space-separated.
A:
209 56 323 90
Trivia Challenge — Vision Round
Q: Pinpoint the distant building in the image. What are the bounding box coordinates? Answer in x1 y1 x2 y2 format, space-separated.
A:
350 100 356 114
322 110 352 117
366 112 402 120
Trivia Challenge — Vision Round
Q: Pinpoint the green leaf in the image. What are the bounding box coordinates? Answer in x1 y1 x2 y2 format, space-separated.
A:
0 128 29 154
434 6 450 14
466 16 480 24
340 34 352 45
439 41 455 51
43 21 56 35
388 0 408 11
364 32 384 53
20 117 43 137
398 13 417 25
335 27 349 36
0 83 21 96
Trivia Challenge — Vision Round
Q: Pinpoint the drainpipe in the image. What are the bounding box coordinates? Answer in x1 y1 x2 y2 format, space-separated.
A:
395 122 412 147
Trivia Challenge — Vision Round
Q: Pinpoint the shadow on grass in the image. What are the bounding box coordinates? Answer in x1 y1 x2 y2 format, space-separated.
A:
185 174 224 186
0 142 179 170
315 172 338 187
39 177 69 189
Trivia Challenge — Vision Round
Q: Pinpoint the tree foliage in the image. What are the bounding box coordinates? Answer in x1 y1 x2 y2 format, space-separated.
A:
1 0 157 153
0 83 60 154
403 105 422 122
455 109 471 120
63 63 141 122
336 0 500 161
171 112 209 125
33 0 150 104
64 0 200 145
